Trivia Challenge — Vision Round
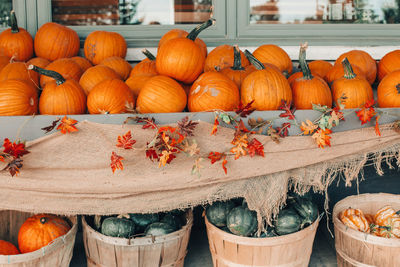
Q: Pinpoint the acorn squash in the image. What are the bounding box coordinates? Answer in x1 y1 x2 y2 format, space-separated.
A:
274 208 302 235
226 206 258 237
206 200 235 227
101 217 135 238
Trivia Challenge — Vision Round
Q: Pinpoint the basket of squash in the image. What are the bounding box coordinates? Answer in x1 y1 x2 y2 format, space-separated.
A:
204 196 320 267
0 210 77 267
82 209 193 267
333 193 400 267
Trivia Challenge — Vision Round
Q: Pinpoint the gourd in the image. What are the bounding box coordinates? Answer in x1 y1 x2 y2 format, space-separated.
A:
334 50 377 84
129 213 159 232
377 70 400 108
206 200 236 227
226 206 258 237
145 222 175 236
161 214 183 231
40 58 83 88
374 205 398 226
274 208 302 235
99 56 132 80
0 79 38 116
79 65 121 95
339 208 370 233
204 44 249 72
252 44 293 77
101 217 135 238
84 31 127 65
0 240 19 255
378 50 400 81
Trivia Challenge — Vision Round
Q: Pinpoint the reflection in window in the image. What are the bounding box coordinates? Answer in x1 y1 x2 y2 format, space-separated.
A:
51 0 213 26
249 0 400 24
0 0 12 27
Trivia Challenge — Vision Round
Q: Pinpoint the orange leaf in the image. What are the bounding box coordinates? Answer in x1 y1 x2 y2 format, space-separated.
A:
230 134 248 159
375 115 381 137
222 156 228 174
158 126 176 134
356 100 376 125
0 155 4 162
208 151 224 164
300 120 318 135
312 128 332 148
158 150 171 168
248 138 264 157
56 116 78 134
110 152 124 173
211 116 219 135
116 131 136 149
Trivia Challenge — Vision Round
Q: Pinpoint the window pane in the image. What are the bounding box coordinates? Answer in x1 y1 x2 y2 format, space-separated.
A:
51 0 213 26
0 0 12 27
249 0 400 24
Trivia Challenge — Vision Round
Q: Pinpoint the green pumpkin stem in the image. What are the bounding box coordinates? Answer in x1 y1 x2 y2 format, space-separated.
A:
231 45 245 71
299 43 313 80
186 18 215 41
142 49 156 61
244 50 265 70
28 65 66 85
342 58 356 80
40 217 47 224
10 10 19 33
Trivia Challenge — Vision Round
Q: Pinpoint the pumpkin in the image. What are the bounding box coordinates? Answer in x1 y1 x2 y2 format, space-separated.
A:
87 79 135 114
226 206 258 237
145 222 175 237
70 56 93 73
206 200 236 227
18 214 71 253
129 49 158 77
378 50 400 81
125 75 152 98
101 217 135 238
136 75 187 113
158 28 207 57
274 208 302 235
0 62 39 89
219 45 255 89
377 70 400 108
79 65 121 95
0 79 38 116
129 213 159 232
0 240 19 255
99 56 132 80
241 50 292 110
339 208 370 233
308 60 333 80
161 214 183 231
0 11 33 62
204 44 250 72
0 56 10 72
253 44 293 76
325 62 365 85
334 50 377 84
156 19 213 84
40 58 83 88
291 44 332 109
29 65 86 115
27 57 50 69
188 71 239 112
84 31 127 65
34 22 80 61
331 58 373 109
374 205 398 226
289 195 318 226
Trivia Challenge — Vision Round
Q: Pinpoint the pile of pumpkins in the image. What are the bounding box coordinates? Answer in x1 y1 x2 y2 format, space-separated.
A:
206 195 318 237
0 214 71 255
1 12 400 116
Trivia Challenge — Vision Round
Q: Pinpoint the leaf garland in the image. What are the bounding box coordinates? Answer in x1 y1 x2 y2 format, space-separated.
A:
0 138 29 177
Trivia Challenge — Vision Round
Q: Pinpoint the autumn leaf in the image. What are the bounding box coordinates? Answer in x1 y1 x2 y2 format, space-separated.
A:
0 155 4 162
222 157 228 174
278 100 296 120
356 100 376 125
191 158 203 177
234 100 255 118
312 103 330 113
41 118 61 133
145 147 158 161
364 99 375 108
177 116 198 136
329 110 341 128
56 116 78 134
230 134 248 160
110 152 124 173
5 158 23 177
300 120 318 135
267 126 280 143
312 128 332 148
208 151 225 164
116 131 136 149
211 116 219 135
182 140 200 156
3 138 29 158
276 122 291 137
248 138 264 157
158 150 176 167
375 115 381 137
125 116 156 129
235 120 252 135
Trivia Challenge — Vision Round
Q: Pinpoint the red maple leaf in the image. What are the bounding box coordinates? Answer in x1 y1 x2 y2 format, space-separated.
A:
145 148 158 161
116 131 136 149
364 99 375 109
211 116 219 135
0 155 4 162
275 122 291 137
234 100 255 118
375 115 381 137
248 138 265 157
3 138 29 158
235 120 251 135
208 152 224 164
356 101 376 125
278 100 296 120
56 116 78 134
110 152 124 173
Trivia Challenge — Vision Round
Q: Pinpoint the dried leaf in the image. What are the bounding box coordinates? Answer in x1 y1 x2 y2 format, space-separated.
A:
125 116 156 129
234 100 255 118
177 116 199 136
56 116 78 134
312 103 330 113
248 138 264 157
235 120 251 134
182 140 200 156
191 158 203 177
208 151 224 164
278 100 296 120
276 122 291 137
312 128 332 148
2 138 29 158
5 158 23 177
211 116 219 135
110 152 124 173
300 120 318 135
41 118 61 133
230 134 248 160
145 148 158 161
0 155 4 162
356 100 376 125
158 150 176 167
375 115 381 137
267 126 280 144
329 110 341 128
116 131 136 149
222 157 228 174
219 113 234 124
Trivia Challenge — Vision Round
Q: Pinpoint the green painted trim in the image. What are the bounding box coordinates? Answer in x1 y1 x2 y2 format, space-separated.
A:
12 0 27 30
25 0 37 35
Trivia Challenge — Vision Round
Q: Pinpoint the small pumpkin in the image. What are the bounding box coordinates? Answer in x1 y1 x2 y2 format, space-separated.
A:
27 57 50 69
158 28 207 57
0 11 33 62
101 217 135 238
390 216 400 238
377 70 400 108
378 50 400 81
129 49 158 77
325 62 365 85
79 65 121 95
206 200 236 227
308 60 333 80
99 56 132 80
40 58 83 88
253 44 293 77
0 240 19 255
0 79 38 116
145 222 175 237
84 31 127 65
34 22 80 61
70 56 93 73
18 214 71 253
0 62 39 88
334 50 377 84
204 44 250 73
274 208 302 235
125 75 152 98
339 208 370 233
129 213 159 232
0 56 10 73
226 206 258 237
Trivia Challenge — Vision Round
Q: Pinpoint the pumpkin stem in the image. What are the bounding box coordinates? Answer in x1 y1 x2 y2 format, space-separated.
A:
244 50 265 70
341 57 356 79
186 18 215 41
396 84 400 94
28 65 66 85
142 49 156 61
231 45 245 71
10 10 19 33
299 43 313 80
40 217 47 224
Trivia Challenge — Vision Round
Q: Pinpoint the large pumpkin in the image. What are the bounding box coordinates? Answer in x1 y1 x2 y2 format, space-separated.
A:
325 62 365 85
204 44 250 72
125 75 153 98
188 71 239 112
308 60 333 80
70 56 93 73
334 50 377 84
0 240 19 255
79 65 121 95
0 79 38 115
40 58 83 88
0 56 10 73
34 22 80 61
27 57 50 69
252 44 293 76
158 28 207 57
156 19 213 84
378 50 400 81
87 79 135 114
136 75 187 113
0 11 33 62
377 69 400 108
100 56 132 80
84 31 127 65
18 214 71 254
0 62 39 89
241 50 292 110
129 49 158 77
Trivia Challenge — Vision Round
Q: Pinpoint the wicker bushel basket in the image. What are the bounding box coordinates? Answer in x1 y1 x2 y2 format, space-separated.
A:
82 210 193 267
205 215 319 267
0 210 78 267
333 193 400 267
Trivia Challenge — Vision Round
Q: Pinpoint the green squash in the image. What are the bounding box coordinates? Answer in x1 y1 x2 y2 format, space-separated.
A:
289 197 318 227
255 226 278 238
129 213 159 233
145 222 175 237
206 201 235 227
161 214 183 231
220 226 232 233
101 217 135 238
227 206 258 237
274 208 302 236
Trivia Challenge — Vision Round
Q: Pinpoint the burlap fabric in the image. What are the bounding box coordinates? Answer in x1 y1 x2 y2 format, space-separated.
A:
0 121 398 222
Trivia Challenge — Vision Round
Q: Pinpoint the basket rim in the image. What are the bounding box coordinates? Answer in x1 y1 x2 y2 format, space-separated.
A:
82 209 193 246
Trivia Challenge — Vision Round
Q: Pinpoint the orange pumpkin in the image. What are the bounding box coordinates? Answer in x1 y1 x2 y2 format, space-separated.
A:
125 75 152 98
18 214 71 254
40 58 82 88
204 44 250 73
0 79 38 115
70 56 93 73
84 31 127 65
156 19 213 84
158 28 207 57
34 22 80 61
130 49 158 77
79 65 121 95
334 50 377 84
100 56 132 80
188 72 239 112
27 57 50 69
378 50 400 81
0 55 10 72
0 11 33 62
377 70 400 108
308 60 333 80
339 208 370 233
331 58 373 109
325 63 365 85
0 240 19 255
137 75 187 113
253 44 293 76
0 62 39 88
87 79 135 114
241 50 292 110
